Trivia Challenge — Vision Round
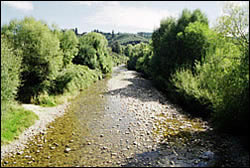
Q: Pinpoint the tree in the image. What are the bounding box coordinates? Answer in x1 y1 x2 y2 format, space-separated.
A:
124 44 133 57
215 1 249 50
73 32 112 74
111 41 122 54
1 35 22 114
1 17 63 102
58 30 79 68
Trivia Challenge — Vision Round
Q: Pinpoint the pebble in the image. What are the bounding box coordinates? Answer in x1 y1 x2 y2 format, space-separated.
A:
200 151 215 160
170 161 175 165
50 146 56 150
64 148 71 153
17 151 24 155
102 146 108 150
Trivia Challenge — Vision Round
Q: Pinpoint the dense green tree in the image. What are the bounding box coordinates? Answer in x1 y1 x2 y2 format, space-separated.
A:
73 32 112 74
124 44 133 57
151 8 209 86
59 30 79 68
1 17 63 102
1 35 22 115
111 41 122 54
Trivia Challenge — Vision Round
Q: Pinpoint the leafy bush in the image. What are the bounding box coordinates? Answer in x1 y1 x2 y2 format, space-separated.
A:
52 64 102 94
73 32 112 74
108 48 128 66
126 42 153 77
171 37 248 131
32 64 102 106
1 35 22 115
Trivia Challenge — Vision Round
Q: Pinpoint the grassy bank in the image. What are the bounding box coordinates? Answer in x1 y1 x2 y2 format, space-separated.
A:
1 103 39 144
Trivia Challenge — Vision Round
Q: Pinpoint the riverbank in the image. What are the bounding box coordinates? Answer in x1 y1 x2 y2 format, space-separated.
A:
1 102 70 160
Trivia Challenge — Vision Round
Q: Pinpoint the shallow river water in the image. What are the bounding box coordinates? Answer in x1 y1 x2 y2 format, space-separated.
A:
1 65 249 167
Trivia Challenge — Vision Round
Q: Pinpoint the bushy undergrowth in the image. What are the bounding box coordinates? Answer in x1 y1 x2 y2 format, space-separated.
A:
171 36 249 131
31 64 102 106
109 51 128 66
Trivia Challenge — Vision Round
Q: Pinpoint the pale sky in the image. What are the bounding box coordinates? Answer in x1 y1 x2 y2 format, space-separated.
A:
1 1 248 34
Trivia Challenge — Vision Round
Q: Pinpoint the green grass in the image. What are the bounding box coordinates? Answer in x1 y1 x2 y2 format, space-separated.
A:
1 103 39 145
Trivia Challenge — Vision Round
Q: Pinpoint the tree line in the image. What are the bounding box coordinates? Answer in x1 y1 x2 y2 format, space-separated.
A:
126 3 249 133
1 17 127 117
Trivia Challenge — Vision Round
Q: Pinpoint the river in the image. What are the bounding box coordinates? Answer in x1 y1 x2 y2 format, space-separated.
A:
1 65 249 167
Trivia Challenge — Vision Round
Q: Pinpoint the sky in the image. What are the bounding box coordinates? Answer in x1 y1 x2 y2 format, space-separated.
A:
1 1 248 34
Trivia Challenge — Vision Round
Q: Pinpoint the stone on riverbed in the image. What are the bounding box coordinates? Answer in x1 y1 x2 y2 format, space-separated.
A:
64 148 71 153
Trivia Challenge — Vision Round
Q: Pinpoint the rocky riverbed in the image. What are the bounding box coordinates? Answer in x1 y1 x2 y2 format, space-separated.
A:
1 65 249 167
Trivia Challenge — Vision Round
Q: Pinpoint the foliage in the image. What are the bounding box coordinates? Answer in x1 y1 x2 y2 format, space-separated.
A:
32 64 102 106
107 33 149 45
1 17 63 103
127 6 249 134
58 30 79 68
73 32 112 74
151 8 209 83
124 44 133 57
215 1 249 50
127 42 153 77
171 37 248 131
1 35 22 115
108 48 128 66
111 41 122 54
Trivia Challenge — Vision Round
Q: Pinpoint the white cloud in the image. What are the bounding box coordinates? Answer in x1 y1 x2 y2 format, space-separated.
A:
71 1 119 6
1 1 33 11
85 5 177 32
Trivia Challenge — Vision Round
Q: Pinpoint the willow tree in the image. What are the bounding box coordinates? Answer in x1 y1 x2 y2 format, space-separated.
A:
1 17 63 102
73 32 112 74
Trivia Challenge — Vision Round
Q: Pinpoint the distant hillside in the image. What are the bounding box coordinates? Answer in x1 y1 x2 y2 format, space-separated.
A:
92 29 150 46
137 32 152 39
67 28 151 46
109 33 149 46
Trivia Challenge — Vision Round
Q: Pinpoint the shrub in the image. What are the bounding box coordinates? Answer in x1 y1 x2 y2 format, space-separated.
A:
171 37 249 131
51 64 102 94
